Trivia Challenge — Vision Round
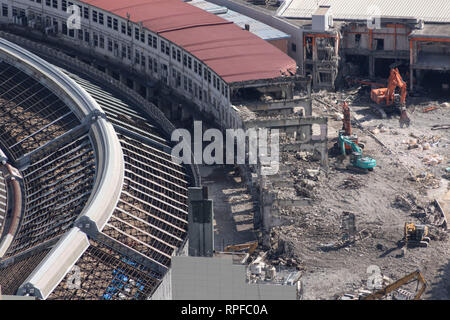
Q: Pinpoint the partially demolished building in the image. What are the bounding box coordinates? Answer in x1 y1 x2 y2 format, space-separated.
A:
277 0 450 91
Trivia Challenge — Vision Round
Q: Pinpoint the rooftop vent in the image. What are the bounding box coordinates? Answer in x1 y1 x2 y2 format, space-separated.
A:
312 5 333 32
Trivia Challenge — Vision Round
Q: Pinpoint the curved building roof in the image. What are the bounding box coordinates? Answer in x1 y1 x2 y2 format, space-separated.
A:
0 37 192 300
81 0 297 83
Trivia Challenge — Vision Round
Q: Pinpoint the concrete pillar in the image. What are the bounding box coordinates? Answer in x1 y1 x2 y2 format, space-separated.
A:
369 55 375 78
410 66 414 92
188 187 214 257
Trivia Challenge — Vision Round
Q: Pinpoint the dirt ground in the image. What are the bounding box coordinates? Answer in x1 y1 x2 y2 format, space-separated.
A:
267 90 450 300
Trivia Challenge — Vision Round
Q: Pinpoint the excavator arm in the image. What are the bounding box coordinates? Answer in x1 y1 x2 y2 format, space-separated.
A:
224 242 258 255
340 136 361 155
386 68 407 106
363 270 427 300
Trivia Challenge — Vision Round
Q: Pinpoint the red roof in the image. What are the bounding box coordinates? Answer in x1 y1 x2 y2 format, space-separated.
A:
81 0 297 83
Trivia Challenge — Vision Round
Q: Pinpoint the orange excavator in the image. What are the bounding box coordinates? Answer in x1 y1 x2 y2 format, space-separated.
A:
371 67 411 127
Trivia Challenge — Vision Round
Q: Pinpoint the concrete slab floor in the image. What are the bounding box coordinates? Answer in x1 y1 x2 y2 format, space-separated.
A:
199 164 257 251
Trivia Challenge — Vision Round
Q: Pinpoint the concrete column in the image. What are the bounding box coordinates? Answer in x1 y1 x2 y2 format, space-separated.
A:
410 66 414 92
369 55 375 78
188 187 214 257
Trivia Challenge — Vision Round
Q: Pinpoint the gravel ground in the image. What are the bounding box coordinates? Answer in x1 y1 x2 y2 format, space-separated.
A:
269 92 450 300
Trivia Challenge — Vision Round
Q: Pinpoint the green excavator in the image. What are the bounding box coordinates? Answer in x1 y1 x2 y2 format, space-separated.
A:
339 133 376 172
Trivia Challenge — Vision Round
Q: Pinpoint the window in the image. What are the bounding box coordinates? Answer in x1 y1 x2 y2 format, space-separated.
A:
204 68 207 81
291 43 297 52
355 34 361 47
121 22 126 34
161 41 165 53
153 58 157 73
93 33 98 47
68 28 74 38
52 0 58 9
176 71 181 87
198 64 202 77
135 27 139 40
121 44 126 58
135 50 140 64
148 56 153 71
77 29 83 40
108 39 113 52
188 79 193 94
375 38 384 50
177 50 181 62
113 18 118 31
194 61 197 74
188 56 192 69
152 36 157 49
183 54 187 67
98 12 104 25
53 18 58 33
84 30 89 43
127 25 131 37
92 10 97 23
140 32 145 43
184 76 187 91
83 7 89 19
165 45 169 56
127 46 131 60
199 89 203 101
147 34 152 47
208 71 211 83
141 53 145 67
99 35 104 49
172 47 176 60
107 16 112 28
2 4 8 17
46 0 51 6
62 22 67 35
114 41 118 55
62 0 67 11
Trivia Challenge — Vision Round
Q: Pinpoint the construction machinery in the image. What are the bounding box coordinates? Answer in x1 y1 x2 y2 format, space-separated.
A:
338 135 376 172
339 102 361 153
363 270 427 300
403 222 431 247
224 241 258 255
370 67 411 127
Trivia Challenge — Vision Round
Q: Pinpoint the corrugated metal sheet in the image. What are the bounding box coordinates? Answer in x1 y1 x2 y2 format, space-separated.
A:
81 0 297 83
279 0 450 23
189 0 290 41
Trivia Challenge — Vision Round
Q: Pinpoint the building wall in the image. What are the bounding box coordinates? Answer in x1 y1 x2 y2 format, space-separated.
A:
268 38 288 54
0 0 244 130
172 255 298 300
342 23 411 52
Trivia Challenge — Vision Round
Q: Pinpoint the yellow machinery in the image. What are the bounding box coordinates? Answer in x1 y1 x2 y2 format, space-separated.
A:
224 241 258 255
404 222 431 247
363 270 427 300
